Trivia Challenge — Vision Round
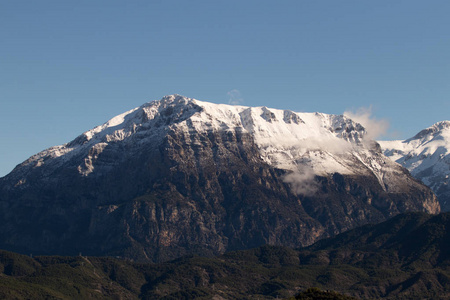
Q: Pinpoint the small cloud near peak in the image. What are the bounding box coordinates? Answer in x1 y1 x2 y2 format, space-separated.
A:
344 106 389 140
227 89 244 105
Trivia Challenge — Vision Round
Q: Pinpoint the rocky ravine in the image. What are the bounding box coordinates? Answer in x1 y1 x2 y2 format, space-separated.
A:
0 95 439 262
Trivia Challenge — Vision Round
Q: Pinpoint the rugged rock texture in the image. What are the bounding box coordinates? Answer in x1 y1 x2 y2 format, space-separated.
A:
0 95 439 262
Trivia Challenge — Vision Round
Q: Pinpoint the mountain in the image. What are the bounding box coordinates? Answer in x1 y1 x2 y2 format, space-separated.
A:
1 212 449 299
379 121 450 211
0 95 439 262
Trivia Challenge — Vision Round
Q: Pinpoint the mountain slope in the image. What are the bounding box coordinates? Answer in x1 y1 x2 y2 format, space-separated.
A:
379 121 450 211
0 95 439 262
1 212 449 299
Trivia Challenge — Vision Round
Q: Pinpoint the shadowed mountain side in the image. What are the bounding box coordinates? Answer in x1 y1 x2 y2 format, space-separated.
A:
1 212 450 299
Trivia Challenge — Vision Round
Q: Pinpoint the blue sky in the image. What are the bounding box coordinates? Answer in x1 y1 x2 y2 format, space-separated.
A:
1 1 449 177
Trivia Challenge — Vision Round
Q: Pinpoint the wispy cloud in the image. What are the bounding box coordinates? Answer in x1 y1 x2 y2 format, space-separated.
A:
344 106 389 140
283 167 318 196
227 89 244 105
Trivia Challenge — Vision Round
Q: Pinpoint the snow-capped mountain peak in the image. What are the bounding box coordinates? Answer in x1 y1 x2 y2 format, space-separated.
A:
6 95 412 194
379 120 450 211
408 120 450 141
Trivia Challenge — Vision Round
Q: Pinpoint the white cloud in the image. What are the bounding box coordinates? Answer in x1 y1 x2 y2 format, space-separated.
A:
227 89 243 105
344 106 389 140
283 167 318 196
300 136 352 154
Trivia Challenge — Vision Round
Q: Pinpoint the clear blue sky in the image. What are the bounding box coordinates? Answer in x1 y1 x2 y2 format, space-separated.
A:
1 1 449 177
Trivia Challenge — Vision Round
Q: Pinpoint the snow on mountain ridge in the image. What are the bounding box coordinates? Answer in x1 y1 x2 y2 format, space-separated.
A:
408 120 450 142
8 95 200 179
162 96 373 176
7 95 401 192
379 120 450 210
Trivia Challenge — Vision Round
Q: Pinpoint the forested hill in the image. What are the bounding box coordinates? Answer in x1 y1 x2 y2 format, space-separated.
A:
1 212 449 299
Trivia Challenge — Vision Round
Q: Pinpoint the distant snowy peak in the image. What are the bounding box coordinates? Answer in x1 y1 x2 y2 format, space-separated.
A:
379 121 450 211
380 120 450 164
408 120 450 142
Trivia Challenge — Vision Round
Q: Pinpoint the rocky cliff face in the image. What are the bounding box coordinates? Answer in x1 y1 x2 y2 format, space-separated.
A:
379 121 450 211
0 95 439 262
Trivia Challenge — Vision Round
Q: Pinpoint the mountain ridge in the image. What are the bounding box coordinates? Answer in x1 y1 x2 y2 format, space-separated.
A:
3 95 433 194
